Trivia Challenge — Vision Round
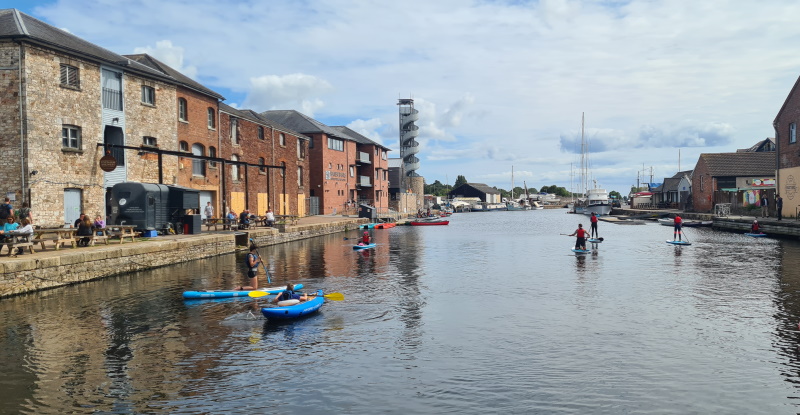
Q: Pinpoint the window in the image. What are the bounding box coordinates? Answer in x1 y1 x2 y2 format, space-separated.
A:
179 141 189 152
207 108 215 129
143 136 157 147
280 161 286 177
231 155 239 181
141 85 155 105
231 118 239 145
178 98 187 121
192 144 205 176
62 125 81 149
209 146 217 167
791 123 797 144
259 157 266 173
298 166 303 187
308 137 313 148
279 133 285 146
328 137 344 151
297 139 304 158
60 64 80 88
382 150 387 160
258 126 265 140
350 166 354 177
700 176 705 191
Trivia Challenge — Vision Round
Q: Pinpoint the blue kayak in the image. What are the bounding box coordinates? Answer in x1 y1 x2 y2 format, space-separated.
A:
262 289 325 319
360 223 376 229
182 283 304 299
745 233 767 238
666 240 692 245
353 243 377 250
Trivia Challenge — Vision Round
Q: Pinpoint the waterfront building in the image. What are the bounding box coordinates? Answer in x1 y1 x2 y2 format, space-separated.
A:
260 110 358 215
124 53 225 219
0 9 181 225
330 126 390 213
775 74 800 217
219 105 310 217
690 152 775 213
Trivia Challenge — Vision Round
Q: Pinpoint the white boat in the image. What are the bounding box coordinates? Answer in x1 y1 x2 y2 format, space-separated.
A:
585 180 612 216
506 166 530 211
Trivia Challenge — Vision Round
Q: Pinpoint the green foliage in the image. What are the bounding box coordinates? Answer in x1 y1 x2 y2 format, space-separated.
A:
539 185 571 198
609 190 621 199
454 175 468 189
424 180 452 196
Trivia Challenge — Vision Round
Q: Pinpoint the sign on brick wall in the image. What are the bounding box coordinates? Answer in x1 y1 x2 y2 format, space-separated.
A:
99 154 117 172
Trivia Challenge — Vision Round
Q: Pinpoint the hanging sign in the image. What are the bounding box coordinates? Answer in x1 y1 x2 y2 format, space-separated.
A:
99 154 117 172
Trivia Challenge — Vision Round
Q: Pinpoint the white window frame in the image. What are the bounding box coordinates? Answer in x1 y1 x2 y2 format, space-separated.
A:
143 136 157 147
328 137 344 151
280 133 286 146
179 98 187 121
192 144 205 177
207 108 216 129
62 125 81 149
141 85 155 105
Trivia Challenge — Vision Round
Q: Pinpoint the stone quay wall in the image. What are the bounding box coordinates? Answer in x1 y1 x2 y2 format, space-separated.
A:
0 217 366 298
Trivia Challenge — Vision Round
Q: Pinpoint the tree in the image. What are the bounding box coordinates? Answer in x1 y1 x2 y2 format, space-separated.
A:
424 180 452 196
454 175 468 189
609 190 621 199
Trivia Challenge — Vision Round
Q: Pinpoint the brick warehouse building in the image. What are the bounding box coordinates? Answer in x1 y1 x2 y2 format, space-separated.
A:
774 73 800 218
124 53 225 219
260 110 357 215
0 9 182 225
219 104 310 218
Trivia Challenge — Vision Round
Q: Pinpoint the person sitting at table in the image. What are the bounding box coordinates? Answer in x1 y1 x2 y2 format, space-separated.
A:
74 212 86 228
239 209 251 229
7 218 33 255
264 208 275 227
0 216 18 241
76 216 94 247
94 214 106 236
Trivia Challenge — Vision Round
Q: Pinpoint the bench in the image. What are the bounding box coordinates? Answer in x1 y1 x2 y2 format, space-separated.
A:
90 228 110 246
2 233 35 256
109 225 137 243
204 218 238 231
32 227 77 250
275 215 299 226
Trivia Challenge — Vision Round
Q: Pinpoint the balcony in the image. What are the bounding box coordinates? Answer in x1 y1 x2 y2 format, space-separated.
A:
358 175 372 188
357 151 372 164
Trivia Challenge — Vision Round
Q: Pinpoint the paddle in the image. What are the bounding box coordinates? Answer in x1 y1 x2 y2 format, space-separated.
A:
248 290 344 301
249 238 272 284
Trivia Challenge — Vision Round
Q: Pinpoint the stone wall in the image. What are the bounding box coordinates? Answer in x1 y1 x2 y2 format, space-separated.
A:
0 41 22 201
0 217 366 298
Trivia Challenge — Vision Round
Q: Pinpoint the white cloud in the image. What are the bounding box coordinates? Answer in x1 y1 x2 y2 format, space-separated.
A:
133 40 197 79
29 0 800 192
346 118 385 144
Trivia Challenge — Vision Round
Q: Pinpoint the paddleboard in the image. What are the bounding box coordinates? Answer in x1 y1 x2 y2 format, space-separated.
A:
182 283 304 299
572 248 591 254
588 238 603 243
744 233 767 238
666 240 692 245
353 243 377 250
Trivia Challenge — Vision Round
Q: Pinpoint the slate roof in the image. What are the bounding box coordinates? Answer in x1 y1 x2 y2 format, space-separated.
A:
662 177 681 192
457 183 501 195
260 110 351 140
736 137 775 153
698 152 776 177
671 170 693 179
124 53 224 100
219 103 308 140
0 9 172 82
330 126 391 151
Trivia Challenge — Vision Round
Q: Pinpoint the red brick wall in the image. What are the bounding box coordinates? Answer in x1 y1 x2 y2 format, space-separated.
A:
356 143 390 212
776 80 800 170
691 155 714 212
306 133 357 215
175 87 221 213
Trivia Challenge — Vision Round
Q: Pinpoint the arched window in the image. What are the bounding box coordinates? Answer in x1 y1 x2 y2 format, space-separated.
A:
209 146 217 167
279 133 285 146
259 157 266 173
207 107 215 129
178 98 187 121
231 154 239 181
192 144 205 176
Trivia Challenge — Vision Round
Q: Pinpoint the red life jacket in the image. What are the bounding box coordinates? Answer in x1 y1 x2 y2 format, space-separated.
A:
674 216 682 224
577 228 586 237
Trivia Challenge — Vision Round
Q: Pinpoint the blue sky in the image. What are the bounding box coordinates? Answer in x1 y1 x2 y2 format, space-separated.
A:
12 0 800 194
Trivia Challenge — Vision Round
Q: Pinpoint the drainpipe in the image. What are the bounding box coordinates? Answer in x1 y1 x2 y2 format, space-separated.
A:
270 126 274 210
16 41 26 203
218 103 226 216
774 121 780 196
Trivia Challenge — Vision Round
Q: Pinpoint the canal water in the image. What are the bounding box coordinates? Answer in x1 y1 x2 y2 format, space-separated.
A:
2 209 800 414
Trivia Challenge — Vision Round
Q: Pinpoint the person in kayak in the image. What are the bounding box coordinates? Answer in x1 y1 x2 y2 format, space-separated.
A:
751 220 761 234
589 212 599 238
273 283 309 304
239 244 262 290
673 215 683 241
569 224 587 250
360 231 370 245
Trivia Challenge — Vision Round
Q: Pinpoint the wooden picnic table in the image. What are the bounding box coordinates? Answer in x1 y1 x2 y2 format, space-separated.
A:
203 218 238 231
33 228 77 250
2 231 35 256
109 225 137 243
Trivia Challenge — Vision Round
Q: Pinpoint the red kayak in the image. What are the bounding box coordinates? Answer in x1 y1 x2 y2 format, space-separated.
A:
410 220 449 226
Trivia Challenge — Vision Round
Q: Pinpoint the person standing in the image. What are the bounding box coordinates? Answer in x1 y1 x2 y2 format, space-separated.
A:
15 202 32 224
239 244 261 290
589 212 599 238
673 214 683 241
204 202 214 219
0 198 13 222
776 194 784 221
569 224 587 250
760 193 769 218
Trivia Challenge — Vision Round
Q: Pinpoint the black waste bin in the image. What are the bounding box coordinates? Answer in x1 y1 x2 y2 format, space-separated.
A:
358 204 376 220
184 214 202 234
